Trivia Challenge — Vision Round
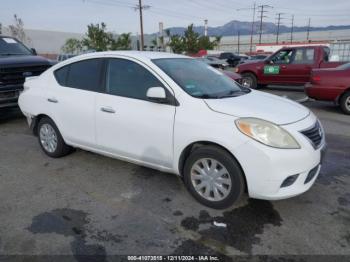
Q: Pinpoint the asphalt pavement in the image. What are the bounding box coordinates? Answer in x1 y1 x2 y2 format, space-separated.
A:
0 89 349 261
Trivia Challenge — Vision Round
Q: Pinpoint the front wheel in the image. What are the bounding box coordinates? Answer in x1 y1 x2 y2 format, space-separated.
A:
241 73 258 89
38 117 72 158
183 145 245 209
340 91 350 115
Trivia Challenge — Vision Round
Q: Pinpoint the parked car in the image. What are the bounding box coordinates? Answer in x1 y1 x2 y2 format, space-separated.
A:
19 51 326 209
195 57 242 83
222 70 243 84
218 52 242 67
305 63 350 114
250 54 269 60
0 36 53 109
236 46 346 89
196 57 228 70
240 54 270 64
57 54 76 62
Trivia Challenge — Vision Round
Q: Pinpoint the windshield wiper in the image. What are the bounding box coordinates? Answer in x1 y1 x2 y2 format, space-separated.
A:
194 94 221 99
217 90 248 98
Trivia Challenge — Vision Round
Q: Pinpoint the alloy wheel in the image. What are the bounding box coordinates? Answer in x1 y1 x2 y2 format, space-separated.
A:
39 123 58 153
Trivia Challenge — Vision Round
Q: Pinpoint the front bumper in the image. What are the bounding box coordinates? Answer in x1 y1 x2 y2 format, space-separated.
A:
232 113 326 200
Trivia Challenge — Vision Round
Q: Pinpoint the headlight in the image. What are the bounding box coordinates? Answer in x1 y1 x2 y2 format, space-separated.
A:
235 118 300 149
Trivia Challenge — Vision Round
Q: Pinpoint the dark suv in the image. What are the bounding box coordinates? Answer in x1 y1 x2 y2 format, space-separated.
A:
0 36 53 108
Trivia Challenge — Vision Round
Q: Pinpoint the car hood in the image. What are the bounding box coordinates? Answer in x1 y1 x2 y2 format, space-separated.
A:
204 90 310 125
0 55 52 68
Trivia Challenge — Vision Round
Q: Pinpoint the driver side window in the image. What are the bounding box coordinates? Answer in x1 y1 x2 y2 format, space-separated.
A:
271 50 294 64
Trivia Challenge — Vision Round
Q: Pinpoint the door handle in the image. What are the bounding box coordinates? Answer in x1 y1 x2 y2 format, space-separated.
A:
100 107 116 114
281 65 287 69
47 98 58 103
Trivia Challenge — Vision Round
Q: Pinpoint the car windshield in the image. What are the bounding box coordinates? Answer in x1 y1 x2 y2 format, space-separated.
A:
0 37 32 56
153 58 250 99
337 62 350 70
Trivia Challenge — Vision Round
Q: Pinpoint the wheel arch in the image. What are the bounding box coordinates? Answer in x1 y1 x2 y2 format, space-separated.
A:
240 70 258 78
336 87 350 105
31 114 55 136
177 141 248 192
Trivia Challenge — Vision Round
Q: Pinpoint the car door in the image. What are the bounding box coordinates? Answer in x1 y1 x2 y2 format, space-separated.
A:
261 49 294 84
47 58 103 147
95 58 176 169
284 48 316 83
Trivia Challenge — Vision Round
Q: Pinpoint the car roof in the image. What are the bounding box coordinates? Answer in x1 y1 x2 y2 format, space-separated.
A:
75 51 189 61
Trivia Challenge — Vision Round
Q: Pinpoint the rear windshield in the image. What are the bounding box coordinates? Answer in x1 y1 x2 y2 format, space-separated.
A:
0 37 32 56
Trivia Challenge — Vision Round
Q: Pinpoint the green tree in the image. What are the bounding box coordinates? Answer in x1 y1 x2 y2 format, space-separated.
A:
198 36 215 50
183 24 200 54
82 23 114 51
151 38 158 47
214 35 222 46
168 35 184 54
112 33 132 50
61 38 83 54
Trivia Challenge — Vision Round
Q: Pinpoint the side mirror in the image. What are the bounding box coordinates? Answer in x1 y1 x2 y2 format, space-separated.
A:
265 59 273 64
146 87 167 103
31 48 37 55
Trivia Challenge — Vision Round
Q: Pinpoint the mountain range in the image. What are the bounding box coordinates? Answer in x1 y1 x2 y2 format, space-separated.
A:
162 20 350 37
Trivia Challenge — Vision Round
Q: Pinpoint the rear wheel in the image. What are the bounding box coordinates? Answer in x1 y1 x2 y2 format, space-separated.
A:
340 91 350 115
38 117 72 158
241 72 258 89
183 145 245 209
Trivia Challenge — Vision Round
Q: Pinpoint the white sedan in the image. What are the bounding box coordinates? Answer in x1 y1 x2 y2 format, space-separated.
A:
19 51 326 209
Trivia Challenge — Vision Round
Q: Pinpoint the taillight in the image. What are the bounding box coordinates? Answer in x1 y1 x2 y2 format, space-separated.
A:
311 75 321 83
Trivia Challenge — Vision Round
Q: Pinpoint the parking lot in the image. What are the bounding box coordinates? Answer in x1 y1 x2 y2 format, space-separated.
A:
0 88 349 260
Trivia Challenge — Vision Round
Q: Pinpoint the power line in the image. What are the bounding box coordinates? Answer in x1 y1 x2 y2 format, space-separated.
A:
257 4 273 44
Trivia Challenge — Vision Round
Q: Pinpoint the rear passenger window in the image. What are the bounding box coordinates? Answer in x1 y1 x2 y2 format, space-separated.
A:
292 48 315 64
106 58 164 100
66 59 103 92
54 66 69 86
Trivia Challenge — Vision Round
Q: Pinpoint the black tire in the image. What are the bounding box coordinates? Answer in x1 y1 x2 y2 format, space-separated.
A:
241 72 258 89
37 117 72 158
340 91 350 115
183 145 245 209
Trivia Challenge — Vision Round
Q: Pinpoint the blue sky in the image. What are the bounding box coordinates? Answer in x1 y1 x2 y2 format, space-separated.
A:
1 0 350 34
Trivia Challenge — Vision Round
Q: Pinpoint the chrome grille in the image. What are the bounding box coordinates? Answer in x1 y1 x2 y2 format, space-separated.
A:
300 121 323 148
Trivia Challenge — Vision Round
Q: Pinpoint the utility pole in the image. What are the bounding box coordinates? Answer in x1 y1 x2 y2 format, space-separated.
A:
306 18 311 41
135 0 150 51
236 2 256 54
290 14 294 43
250 3 256 53
204 19 208 37
258 5 273 44
276 13 284 44
237 30 240 54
